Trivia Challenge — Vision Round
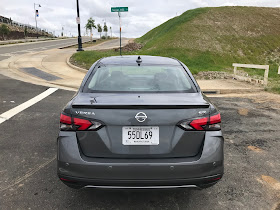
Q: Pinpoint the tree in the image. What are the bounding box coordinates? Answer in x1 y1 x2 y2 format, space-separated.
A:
0 24 10 40
103 22 108 38
97 24 102 39
24 26 28 38
85 17 96 41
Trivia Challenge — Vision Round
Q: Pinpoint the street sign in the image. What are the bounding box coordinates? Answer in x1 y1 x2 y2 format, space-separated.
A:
111 7 128 56
111 7 128 12
76 17 80 24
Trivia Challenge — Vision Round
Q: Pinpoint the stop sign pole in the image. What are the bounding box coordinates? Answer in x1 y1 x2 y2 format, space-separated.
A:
111 7 128 56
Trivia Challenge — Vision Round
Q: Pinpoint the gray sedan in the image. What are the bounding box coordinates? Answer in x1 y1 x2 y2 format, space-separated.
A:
57 55 224 189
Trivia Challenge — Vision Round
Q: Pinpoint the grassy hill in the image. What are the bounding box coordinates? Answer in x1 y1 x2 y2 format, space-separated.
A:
136 7 280 74
72 6 280 91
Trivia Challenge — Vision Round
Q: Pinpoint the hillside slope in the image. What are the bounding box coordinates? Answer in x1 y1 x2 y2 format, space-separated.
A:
136 7 280 76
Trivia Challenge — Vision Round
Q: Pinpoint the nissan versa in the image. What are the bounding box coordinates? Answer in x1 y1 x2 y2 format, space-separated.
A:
57 55 224 189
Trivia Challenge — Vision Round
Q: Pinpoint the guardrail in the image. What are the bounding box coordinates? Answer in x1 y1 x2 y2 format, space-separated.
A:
232 63 269 86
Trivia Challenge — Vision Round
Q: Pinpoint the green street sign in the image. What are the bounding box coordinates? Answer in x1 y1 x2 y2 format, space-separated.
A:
111 7 128 12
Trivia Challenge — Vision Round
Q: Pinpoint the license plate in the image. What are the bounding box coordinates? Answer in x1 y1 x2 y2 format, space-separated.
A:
122 126 159 145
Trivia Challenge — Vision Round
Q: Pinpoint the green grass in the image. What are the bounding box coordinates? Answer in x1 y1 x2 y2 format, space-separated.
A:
71 6 280 92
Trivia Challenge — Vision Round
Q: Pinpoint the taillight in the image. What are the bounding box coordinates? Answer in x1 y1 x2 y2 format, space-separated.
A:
74 118 92 130
178 113 221 131
207 113 221 131
60 113 103 131
190 117 208 130
60 114 73 131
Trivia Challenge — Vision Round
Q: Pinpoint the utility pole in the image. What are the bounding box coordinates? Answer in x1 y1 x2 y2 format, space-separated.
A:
34 3 41 39
76 0 84 51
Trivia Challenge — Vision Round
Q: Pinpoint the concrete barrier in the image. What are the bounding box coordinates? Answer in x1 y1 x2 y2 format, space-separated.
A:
278 66 280 75
232 63 269 86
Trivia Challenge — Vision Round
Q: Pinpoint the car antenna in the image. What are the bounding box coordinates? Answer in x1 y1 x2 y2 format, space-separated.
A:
136 56 142 66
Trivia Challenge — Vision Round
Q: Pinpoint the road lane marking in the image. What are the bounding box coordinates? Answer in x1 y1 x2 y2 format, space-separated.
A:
0 88 58 124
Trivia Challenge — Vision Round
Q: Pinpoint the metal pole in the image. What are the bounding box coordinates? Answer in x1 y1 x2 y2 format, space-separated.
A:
76 0 84 51
34 3 38 38
119 12 121 56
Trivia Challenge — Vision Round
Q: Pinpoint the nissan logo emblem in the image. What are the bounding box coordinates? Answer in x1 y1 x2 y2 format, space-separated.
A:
135 112 147 123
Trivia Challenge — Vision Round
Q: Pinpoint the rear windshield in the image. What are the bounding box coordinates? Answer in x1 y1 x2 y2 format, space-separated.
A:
83 65 197 93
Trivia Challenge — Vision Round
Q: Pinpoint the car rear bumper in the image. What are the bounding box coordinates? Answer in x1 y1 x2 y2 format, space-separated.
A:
57 131 224 189
58 174 223 189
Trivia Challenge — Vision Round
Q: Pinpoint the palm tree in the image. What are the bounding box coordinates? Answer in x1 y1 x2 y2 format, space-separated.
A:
103 22 108 39
97 24 102 39
85 17 96 41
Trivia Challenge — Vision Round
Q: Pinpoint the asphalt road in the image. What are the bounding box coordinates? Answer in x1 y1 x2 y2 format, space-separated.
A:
0 37 90 61
0 74 279 209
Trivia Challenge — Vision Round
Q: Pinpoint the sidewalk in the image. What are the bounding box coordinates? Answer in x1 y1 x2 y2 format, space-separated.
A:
0 39 264 93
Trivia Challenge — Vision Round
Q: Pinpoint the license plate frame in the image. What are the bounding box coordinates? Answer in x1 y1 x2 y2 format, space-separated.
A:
122 126 159 145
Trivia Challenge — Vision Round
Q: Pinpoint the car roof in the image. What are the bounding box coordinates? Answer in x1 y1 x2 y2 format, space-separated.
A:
99 55 181 66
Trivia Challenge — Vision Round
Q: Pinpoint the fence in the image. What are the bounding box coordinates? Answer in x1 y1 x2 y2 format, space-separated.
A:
232 63 269 86
0 15 48 34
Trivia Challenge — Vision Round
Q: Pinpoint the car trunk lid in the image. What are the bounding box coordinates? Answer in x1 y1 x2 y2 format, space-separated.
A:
71 93 210 158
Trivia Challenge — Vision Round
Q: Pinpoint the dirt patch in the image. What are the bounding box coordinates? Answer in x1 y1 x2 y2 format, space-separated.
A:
248 145 263 153
210 92 280 110
115 42 143 52
234 139 270 154
238 108 249 116
261 176 280 191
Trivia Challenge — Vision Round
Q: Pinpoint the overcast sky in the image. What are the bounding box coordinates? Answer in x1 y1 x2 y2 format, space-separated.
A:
0 0 280 38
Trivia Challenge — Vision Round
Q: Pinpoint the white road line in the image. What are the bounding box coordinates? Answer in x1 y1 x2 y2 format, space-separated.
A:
0 88 58 124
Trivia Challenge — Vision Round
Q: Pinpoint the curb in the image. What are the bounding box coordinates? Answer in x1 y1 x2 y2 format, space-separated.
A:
66 55 88 73
202 88 264 94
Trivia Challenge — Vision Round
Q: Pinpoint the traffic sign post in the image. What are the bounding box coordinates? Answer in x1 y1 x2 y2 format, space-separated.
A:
111 7 128 56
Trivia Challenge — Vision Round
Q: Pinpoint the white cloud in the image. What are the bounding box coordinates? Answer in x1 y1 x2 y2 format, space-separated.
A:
0 0 279 38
